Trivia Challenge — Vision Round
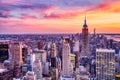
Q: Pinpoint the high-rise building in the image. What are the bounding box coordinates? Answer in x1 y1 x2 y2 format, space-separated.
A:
22 46 30 63
50 68 59 80
33 59 42 80
51 43 57 68
43 62 49 76
51 57 57 68
51 43 57 57
96 49 115 80
73 40 80 68
26 54 35 71
0 43 9 63
33 49 47 62
9 42 23 66
62 41 73 76
81 17 89 57
38 41 44 50
73 40 79 53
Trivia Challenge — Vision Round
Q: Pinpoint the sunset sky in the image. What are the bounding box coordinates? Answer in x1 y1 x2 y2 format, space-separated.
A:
0 0 120 34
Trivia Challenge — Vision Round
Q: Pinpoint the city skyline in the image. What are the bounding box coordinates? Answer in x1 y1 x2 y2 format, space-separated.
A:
0 0 120 34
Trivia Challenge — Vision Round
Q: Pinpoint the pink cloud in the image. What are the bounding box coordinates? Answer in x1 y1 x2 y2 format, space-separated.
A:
43 7 87 19
2 10 11 16
41 6 59 16
1 0 24 4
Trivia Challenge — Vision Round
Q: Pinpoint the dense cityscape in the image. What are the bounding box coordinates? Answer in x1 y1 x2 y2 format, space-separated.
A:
0 18 120 80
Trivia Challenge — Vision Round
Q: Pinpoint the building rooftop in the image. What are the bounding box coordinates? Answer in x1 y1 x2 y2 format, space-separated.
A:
0 69 8 73
96 49 115 53
0 40 10 42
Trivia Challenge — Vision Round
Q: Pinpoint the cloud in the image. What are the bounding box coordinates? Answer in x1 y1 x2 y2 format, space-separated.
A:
0 1 58 18
20 14 38 19
0 0 120 33
88 0 120 13
0 0 24 4
44 11 80 19
0 10 11 18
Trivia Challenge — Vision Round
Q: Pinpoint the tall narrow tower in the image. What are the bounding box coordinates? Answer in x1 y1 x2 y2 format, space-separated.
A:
62 41 73 76
94 28 96 35
81 17 89 57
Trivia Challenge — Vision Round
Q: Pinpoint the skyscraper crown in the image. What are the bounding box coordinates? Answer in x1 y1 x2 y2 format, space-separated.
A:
83 16 88 28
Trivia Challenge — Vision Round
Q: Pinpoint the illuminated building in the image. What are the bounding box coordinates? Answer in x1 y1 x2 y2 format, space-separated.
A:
51 43 57 57
62 41 73 76
70 54 75 69
76 66 89 80
73 40 80 68
33 49 47 62
115 74 120 80
10 42 23 66
22 46 30 63
96 49 115 80
81 17 89 57
50 44 60 80
0 41 9 63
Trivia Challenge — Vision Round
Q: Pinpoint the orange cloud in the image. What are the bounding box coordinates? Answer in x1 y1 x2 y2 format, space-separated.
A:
89 1 120 13
0 0 120 34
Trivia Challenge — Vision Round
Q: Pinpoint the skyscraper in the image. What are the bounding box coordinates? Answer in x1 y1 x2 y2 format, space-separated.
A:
81 17 89 57
10 42 23 66
62 41 73 76
38 41 44 50
0 41 9 63
73 40 80 68
96 49 115 80
33 59 42 80
51 43 57 57
33 49 47 62
22 46 30 63
94 28 96 36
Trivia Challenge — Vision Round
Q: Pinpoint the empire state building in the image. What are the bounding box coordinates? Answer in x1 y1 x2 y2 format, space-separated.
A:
81 17 89 57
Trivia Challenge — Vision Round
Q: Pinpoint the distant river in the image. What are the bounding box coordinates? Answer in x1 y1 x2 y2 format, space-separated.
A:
105 35 120 42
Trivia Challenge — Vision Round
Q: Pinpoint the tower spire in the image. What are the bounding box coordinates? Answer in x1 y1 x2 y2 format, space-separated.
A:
83 16 88 28
94 28 96 35
85 16 86 24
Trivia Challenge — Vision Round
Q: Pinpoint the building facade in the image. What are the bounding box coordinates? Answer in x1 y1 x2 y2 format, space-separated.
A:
96 49 115 80
81 17 89 57
62 41 73 76
10 42 23 66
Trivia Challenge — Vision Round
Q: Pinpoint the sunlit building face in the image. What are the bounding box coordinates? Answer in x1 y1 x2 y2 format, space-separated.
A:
96 49 115 80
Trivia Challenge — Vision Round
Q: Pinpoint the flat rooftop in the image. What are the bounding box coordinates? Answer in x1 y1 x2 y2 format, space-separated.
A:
96 49 115 53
